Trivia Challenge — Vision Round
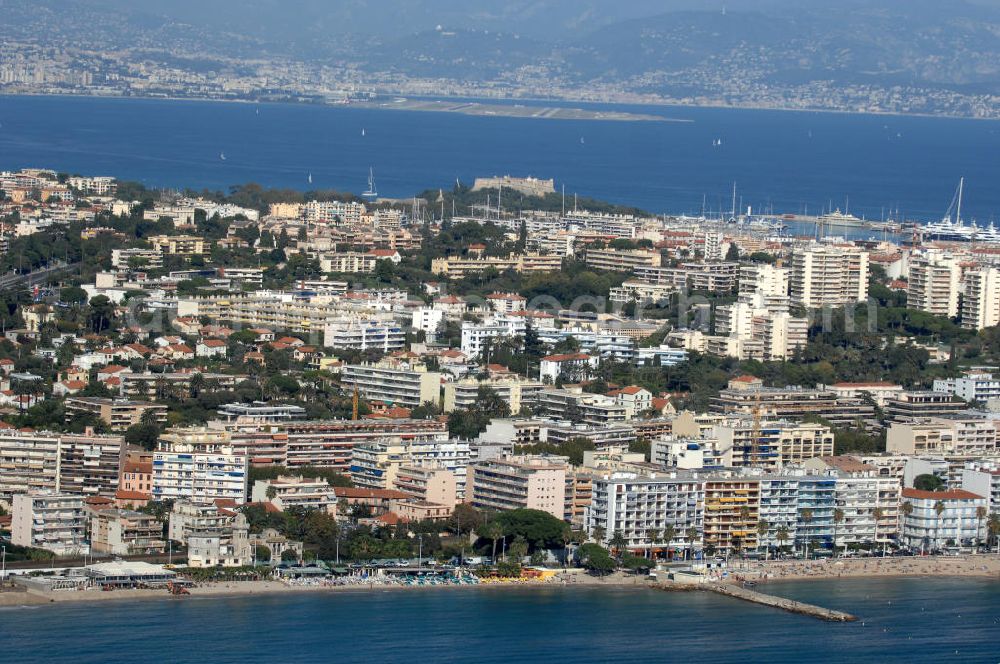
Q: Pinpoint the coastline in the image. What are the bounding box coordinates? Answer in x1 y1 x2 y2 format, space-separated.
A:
1 90 997 124
4 556 1000 609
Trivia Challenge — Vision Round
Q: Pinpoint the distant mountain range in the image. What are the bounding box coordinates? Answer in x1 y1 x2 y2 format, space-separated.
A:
6 0 1000 103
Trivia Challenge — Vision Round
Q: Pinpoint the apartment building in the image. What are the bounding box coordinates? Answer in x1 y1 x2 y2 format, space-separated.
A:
961 268 1000 330
460 316 526 358
168 500 251 567
932 370 1000 404
584 248 662 272
0 429 125 500
739 263 790 297
430 253 562 277
536 388 629 426
350 440 471 497
883 391 966 422
11 491 89 555
710 378 877 428
64 397 168 430
961 461 1000 513
712 420 835 470
900 488 986 550
341 362 442 409
585 471 704 554
250 475 338 513
392 464 458 509
221 418 450 470
111 247 163 270
886 416 999 455
324 319 405 352
442 377 543 414
147 234 207 255
90 508 165 555
152 429 248 503
789 244 869 308
468 455 569 519
907 252 963 317
320 251 380 274
702 477 761 553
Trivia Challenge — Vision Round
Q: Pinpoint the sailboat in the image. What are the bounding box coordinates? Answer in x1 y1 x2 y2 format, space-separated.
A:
219 152 226 161
308 172 313 185
361 128 366 137
924 177 977 241
363 167 378 201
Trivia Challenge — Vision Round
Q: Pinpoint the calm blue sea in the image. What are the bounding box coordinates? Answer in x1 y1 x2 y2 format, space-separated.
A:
1 95 1000 222
1 578 998 663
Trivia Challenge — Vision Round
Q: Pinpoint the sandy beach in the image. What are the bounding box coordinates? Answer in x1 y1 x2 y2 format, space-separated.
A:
4 557 998 608
731 553 1000 583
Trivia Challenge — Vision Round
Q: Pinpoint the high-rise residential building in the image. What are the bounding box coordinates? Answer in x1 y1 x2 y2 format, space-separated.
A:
933 371 1000 404
350 440 470 496
11 491 89 555
739 264 790 298
907 252 962 318
341 362 442 409
789 245 869 308
711 420 834 471
0 429 125 500
961 268 1000 330
703 231 725 261
900 488 986 550
250 475 338 513
468 455 568 519
90 508 166 555
152 429 248 503
703 477 761 553
586 471 704 554
392 464 458 509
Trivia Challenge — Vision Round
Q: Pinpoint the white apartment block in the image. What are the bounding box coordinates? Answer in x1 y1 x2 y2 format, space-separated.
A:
152 429 248 503
324 319 405 352
739 264 790 298
468 455 568 519
0 430 125 501
907 253 962 318
961 462 1000 513
790 245 869 308
460 316 526 358
900 488 986 550
442 378 543 414
250 475 338 513
933 371 1000 404
11 491 89 555
961 268 1000 330
886 417 999 456
341 363 442 408
303 200 367 225
585 471 704 552
351 440 471 497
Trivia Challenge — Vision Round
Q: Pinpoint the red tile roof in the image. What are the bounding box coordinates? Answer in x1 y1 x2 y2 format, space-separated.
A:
902 488 983 501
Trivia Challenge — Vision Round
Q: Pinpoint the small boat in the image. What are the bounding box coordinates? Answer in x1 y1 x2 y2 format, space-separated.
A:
219 152 226 161
361 128 366 136
308 172 313 184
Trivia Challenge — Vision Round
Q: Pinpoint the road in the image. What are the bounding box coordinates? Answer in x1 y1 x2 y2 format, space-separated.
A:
0 261 82 292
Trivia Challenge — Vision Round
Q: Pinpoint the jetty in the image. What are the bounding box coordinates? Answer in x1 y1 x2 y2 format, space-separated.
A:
707 583 857 622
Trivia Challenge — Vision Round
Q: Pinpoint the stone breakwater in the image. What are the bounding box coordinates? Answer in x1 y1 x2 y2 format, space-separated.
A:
708 583 858 622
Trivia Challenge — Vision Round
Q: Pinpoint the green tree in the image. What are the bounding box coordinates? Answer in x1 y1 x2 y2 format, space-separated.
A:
609 530 628 558
913 474 945 492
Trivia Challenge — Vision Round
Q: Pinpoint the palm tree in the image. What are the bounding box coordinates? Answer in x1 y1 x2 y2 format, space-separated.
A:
663 525 676 561
756 519 770 559
833 508 845 557
685 526 699 561
872 507 884 555
900 501 914 551
609 531 628 559
592 525 606 544
975 506 988 551
646 528 660 561
560 528 573 568
776 525 790 555
799 508 814 559
988 513 1000 554
482 522 503 564
933 500 946 552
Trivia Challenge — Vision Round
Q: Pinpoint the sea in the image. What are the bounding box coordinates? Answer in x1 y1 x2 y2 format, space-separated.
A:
1 577 997 663
2 94 1000 223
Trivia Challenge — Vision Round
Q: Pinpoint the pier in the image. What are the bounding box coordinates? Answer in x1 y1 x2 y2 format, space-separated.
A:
706 583 857 622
